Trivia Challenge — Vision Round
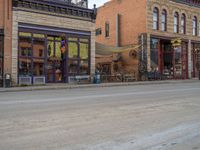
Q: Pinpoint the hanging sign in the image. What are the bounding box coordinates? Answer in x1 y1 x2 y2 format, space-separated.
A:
171 38 182 47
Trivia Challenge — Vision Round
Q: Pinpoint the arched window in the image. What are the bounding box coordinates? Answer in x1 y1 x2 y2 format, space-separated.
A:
193 16 197 36
199 21 200 36
174 12 179 33
181 14 186 34
161 9 167 31
153 7 159 30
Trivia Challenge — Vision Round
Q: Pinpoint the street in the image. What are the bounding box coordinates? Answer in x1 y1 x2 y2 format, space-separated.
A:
0 82 200 150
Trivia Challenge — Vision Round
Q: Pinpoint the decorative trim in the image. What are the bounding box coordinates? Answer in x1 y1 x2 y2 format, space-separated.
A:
13 0 97 20
170 0 200 8
18 23 91 36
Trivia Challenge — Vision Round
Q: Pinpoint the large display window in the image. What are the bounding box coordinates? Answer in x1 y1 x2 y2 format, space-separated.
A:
150 37 188 79
18 30 90 84
68 37 90 76
150 38 159 71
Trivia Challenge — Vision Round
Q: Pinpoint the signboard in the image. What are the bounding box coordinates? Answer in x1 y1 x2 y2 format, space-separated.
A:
171 38 182 47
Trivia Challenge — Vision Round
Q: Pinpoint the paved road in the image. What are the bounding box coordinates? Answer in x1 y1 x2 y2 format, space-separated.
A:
0 82 200 150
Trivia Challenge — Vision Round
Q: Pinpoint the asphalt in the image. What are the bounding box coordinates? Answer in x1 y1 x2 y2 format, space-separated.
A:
0 79 199 92
0 82 200 150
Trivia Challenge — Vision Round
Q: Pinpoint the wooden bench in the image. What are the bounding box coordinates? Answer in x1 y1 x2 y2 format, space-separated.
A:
123 74 136 82
75 75 90 84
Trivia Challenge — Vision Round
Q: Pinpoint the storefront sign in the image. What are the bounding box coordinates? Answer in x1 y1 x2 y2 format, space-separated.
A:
171 38 182 47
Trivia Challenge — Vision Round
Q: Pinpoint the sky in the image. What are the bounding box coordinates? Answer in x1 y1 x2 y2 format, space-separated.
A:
88 0 110 8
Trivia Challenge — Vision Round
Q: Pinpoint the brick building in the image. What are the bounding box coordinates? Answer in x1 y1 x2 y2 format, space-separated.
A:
0 0 96 86
96 0 200 79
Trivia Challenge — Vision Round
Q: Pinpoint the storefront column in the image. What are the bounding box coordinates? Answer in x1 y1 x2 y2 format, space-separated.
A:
188 39 192 79
11 12 18 85
147 34 151 72
90 30 96 76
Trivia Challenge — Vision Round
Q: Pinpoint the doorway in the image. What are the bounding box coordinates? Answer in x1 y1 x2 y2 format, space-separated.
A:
160 41 174 79
159 40 188 79
47 36 66 83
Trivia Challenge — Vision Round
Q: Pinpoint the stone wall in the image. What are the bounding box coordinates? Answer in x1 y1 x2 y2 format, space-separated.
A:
12 9 96 84
147 0 200 40
147 0 200 78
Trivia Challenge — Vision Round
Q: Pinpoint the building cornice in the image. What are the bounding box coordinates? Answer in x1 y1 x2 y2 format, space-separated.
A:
170 0 200 8
12 0 97 21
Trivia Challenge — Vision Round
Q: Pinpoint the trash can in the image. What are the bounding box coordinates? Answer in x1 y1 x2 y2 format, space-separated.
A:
93 70 101 84
4 74 11 88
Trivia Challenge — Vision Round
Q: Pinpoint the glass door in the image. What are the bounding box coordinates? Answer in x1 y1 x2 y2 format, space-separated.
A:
47 36 65 83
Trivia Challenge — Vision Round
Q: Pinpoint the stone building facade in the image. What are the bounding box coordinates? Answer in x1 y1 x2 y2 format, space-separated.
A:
96 0 200 79
0 0 96 86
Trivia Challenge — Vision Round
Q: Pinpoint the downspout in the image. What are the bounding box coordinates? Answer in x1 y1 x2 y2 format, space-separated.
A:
116 14 120 47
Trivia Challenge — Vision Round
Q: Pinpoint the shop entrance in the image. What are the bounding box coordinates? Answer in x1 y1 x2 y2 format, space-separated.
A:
160 41 174 79
159 39 188 79
47 36 66 83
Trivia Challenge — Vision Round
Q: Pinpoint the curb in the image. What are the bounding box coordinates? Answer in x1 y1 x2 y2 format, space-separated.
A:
0 79 198 93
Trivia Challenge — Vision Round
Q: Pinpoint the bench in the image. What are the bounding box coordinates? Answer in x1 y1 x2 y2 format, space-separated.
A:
74 75 90 84
123 74 136 82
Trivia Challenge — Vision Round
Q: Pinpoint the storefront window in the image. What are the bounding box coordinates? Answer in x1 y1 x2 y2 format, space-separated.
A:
19 37 32 57
174 47 182 77
80 43 89 59
18 58 32 76
80 60 89 74
47 41 54 57
68 42 78 58
33 59 45 76
18 30 90 83
192 43 200 77
150 39 159 71
55 42 62 58
33 39 45 58
68 59 78 74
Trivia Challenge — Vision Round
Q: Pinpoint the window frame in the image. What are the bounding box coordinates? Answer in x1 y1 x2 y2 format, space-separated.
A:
174 12 179 33
161 9 167 31
153 7 159 30
193 16 198 36
105 22 110 37
181 13 186 34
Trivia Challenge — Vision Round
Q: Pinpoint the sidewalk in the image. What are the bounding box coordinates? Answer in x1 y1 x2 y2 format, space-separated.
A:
0 79 198 93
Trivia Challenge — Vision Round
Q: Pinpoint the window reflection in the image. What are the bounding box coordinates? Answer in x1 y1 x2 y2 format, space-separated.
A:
150 39 159 71
33 59 45 76
68 60 78 74
68 42 78 59
80 43 89 59
19 58 32 76
80 60 89 74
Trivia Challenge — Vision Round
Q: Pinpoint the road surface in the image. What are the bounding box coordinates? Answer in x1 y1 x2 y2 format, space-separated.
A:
0 82 200 150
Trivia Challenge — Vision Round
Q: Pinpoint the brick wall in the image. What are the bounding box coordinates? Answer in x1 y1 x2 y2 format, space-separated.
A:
96 0 147 47
0 0 12 76
12 9 96 84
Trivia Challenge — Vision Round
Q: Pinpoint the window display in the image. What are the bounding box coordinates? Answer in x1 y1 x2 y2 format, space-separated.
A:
18 30 90 83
